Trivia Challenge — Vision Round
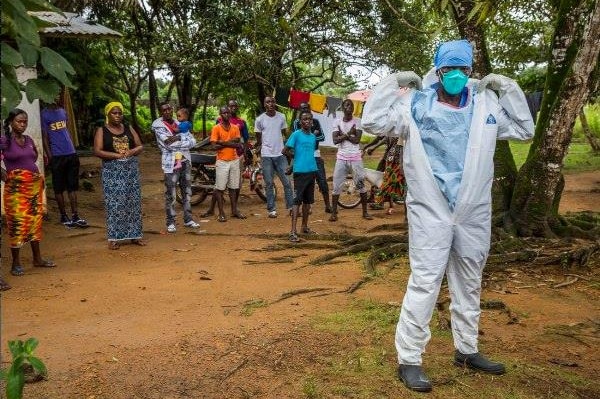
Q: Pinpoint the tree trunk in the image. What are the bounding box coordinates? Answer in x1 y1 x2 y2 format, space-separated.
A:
451 0 492 79
451 0 519 215
579 108 600 152
510 0 600 237
148 67 158 121
129 97 141 138
201 89 210 139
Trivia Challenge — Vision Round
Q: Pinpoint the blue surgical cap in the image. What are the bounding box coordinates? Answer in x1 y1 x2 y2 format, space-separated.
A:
434 39 473 69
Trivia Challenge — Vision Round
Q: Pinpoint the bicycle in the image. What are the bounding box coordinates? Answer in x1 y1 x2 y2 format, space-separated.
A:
337 168 383 209
176 142 275 205
243 145 277 202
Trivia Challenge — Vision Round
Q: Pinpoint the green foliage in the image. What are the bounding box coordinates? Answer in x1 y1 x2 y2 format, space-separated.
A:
241 298 267 316
1 338 47 399
313 300 397 338
301 376 321 399
486 0 554 76
1 0 76 118
516 66 547 93
367 0 445 76
574 103 600 139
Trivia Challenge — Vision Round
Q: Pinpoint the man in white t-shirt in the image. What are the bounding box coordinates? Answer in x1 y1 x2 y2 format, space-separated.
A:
329 99 373 222
254 96 294 217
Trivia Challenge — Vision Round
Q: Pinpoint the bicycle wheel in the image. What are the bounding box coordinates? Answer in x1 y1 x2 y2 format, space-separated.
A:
337 175 361 209
176 167 210 205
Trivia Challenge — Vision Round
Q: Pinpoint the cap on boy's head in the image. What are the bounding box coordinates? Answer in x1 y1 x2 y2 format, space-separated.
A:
434 39 473 69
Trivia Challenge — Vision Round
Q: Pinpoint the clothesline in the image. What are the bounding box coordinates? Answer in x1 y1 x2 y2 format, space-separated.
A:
275 87 365 118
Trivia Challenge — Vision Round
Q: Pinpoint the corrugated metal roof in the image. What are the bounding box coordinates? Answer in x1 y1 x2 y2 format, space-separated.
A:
30 12 122 39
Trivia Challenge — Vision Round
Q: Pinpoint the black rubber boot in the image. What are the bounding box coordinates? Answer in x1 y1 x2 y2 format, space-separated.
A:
360 192 373 220
454 351 506 375
398 364 432 392
329 195 339 221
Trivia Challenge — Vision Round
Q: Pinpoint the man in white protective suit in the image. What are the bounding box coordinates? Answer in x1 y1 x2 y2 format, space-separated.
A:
362 39 534 392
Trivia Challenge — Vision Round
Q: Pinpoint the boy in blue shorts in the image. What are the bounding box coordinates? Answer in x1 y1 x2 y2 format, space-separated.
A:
283 110 318 242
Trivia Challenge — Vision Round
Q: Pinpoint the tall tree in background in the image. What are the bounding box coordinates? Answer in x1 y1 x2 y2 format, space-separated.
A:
510 0 600 237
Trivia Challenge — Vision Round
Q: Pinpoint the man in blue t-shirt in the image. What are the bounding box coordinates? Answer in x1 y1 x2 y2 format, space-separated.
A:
283 110 318 242
41 100 87 228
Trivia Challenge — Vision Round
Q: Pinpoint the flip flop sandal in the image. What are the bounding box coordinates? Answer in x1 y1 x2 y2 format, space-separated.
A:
34 260 56 268
218 215 227 222
201 211 214 218
302 227 317 235
131 239 147 246
289 232 300 243
109 241 120 250
232 213 247 219
0 279 11 291
363 213 374 220
11 265 25 276
328 214 338 222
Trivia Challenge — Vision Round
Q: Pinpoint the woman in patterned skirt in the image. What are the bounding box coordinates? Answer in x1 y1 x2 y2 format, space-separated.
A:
372 137 407 220
1 108 56 278
93 102 145 250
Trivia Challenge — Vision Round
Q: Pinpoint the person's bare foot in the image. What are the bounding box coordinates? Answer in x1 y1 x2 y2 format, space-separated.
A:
131 239 147 246
0 278 12 291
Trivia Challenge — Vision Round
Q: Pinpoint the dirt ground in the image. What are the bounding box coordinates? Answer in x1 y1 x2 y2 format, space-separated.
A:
1 147 599 399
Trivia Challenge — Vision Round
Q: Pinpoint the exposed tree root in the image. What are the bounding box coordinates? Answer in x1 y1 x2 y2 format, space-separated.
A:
250 232 353 241
339 234 408 248
243 256 298 265
340 277 371 293
250 242 335 252
249 212 599 279
367 223 408 233
221 359 248 381
363 243 408 274
271 287 332 304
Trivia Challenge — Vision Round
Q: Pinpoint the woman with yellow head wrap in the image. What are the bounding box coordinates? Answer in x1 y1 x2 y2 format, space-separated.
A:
93 102 146 250
104 101 124 124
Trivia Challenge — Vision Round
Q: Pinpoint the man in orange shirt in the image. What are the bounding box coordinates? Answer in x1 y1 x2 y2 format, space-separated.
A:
210 106 246 222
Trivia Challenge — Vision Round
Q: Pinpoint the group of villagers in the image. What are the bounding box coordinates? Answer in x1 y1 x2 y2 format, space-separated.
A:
0 97 403 290
0 102 143 291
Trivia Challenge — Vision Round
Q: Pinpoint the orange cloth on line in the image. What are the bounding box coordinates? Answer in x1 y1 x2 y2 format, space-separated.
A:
351 100 364 118
210 123 240 161
309 93 327 113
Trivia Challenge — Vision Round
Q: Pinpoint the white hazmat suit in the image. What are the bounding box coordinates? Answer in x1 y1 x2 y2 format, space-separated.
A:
362 70 534 365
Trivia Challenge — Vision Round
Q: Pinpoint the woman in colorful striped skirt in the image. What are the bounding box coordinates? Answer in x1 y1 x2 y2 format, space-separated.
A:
1 109 56 277
372 137 407 220
93 102 145 250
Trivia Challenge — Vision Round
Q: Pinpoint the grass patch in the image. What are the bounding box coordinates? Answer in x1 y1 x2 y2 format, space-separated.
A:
510 141 600 172
312 299 398 338
240 298 267 316
302 376 322 399
302 299 600 398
